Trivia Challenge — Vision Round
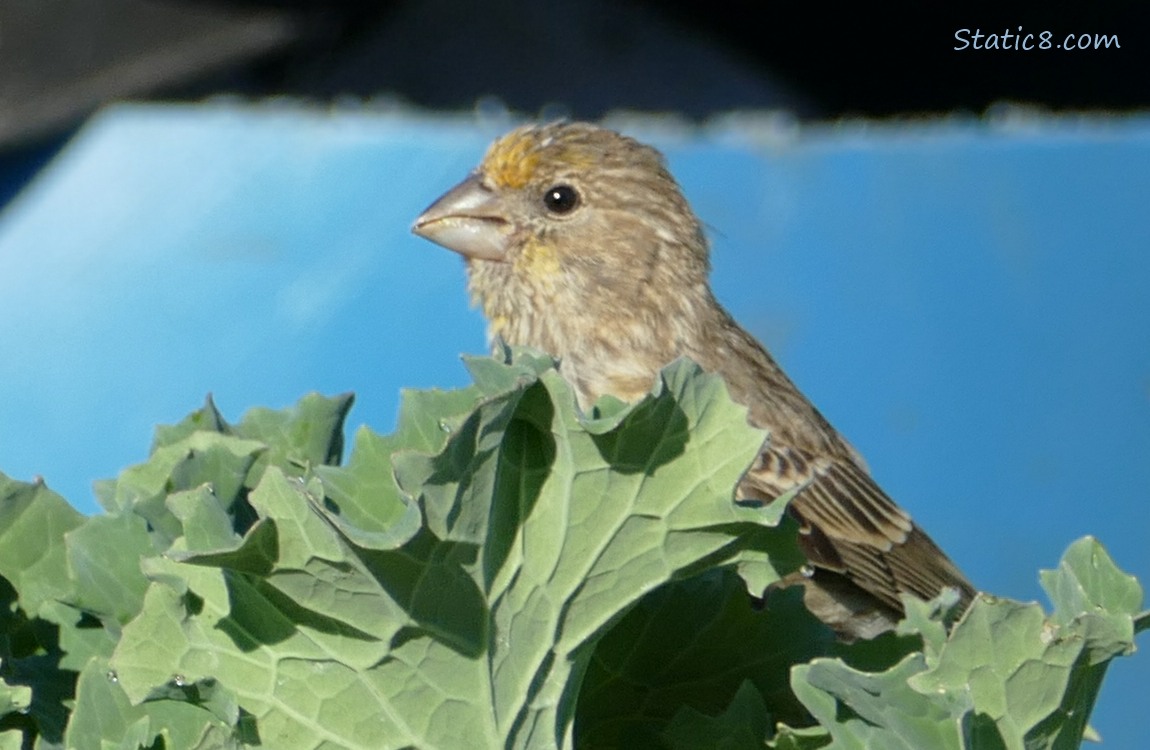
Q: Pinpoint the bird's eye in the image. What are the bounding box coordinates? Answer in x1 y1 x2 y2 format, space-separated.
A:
542 184 580 215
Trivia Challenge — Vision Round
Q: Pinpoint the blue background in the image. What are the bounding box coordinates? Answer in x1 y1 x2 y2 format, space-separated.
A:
1 105 1146 743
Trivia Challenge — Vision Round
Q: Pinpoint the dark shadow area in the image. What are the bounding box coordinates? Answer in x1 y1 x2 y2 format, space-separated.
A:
589 393 689 475
482 384 556 591
575 569 830 748
0 576 74 747
365 528 488 659
3 0 1145 155
0 139 65 213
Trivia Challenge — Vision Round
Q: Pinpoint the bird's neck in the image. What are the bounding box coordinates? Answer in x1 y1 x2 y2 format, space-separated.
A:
467 258 717 405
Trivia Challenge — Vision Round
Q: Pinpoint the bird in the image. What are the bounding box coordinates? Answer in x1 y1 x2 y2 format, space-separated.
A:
412 121 975 639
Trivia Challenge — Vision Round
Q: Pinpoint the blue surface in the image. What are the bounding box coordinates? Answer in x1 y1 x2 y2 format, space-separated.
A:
0 104 1147 744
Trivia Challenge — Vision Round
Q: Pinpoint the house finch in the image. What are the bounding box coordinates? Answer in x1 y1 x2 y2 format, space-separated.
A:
412 121 975 638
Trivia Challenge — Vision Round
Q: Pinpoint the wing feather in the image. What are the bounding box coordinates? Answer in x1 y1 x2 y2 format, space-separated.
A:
741 445 974 611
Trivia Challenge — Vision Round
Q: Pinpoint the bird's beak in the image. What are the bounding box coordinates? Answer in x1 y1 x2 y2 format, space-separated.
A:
411 172 511 262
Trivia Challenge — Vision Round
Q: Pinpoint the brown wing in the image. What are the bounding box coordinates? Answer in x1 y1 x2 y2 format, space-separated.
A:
741 444 975 613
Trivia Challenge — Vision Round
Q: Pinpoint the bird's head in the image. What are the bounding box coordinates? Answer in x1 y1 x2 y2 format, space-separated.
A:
412 122 711 305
